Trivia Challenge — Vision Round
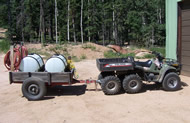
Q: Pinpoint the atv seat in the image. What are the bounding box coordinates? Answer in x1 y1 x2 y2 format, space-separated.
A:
135 60 152 68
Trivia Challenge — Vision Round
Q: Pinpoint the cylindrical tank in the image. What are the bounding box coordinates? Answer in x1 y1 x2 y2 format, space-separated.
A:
45 54 67 72
19 54 44 72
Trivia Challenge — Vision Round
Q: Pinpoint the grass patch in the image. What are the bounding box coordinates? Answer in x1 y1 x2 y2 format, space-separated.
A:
0 39 10 53
49 44 67 54
81 44 96 51
150 47 165 57
136 54 155 59
72 55 80 62
144 54 155 59
80 54 87 60
104 50 135 58
28 48 52 59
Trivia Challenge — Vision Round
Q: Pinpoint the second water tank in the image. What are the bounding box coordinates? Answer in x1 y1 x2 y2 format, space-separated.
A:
45 54 67 72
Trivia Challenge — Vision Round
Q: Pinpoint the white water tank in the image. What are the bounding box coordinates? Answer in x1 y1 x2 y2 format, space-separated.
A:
45 54 67 72
19 54 44 72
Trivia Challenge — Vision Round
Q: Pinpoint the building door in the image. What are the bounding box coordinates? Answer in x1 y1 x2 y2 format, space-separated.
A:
180 1 190 76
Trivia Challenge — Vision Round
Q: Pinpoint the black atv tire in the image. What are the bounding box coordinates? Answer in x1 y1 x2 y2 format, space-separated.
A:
98 72 115 86
22 77 47 101
162 72 181 91
101 76 121 95
122 75 142 93
98 73 103 80
98 72 115 80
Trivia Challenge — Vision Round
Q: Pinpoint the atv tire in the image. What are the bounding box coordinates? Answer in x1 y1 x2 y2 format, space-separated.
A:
123 75 142 93
162 72 181 91
101 76 121 95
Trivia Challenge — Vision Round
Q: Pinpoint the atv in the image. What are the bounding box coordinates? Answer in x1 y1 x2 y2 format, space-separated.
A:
96 51 181 95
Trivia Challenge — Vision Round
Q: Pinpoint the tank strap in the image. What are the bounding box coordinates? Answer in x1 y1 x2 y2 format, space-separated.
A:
27 56 41 68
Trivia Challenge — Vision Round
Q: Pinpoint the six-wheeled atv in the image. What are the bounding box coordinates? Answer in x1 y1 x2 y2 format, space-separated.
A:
96 51 181 95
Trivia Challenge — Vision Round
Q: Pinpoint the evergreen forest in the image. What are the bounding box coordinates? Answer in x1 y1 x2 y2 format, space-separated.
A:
0 0 165 47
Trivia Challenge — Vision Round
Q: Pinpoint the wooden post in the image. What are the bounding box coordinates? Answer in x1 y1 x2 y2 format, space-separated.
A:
10 45 14 71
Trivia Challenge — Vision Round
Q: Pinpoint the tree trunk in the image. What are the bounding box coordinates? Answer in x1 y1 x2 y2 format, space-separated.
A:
7 0 12 39
88 0 91 42
49 6 54 41
40 0 45 45
72 16 76 43
159 8 162 24
80 0 84 44
67 0 70 43
55 0 58 44
21 1 25 42
151 26 155 47
102 0 105 46
112 3 116 44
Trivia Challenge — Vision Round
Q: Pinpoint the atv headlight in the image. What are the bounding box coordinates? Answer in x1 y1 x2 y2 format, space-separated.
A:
172 64 179 67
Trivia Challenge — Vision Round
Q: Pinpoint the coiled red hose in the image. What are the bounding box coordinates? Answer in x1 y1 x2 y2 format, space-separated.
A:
4 45 28 71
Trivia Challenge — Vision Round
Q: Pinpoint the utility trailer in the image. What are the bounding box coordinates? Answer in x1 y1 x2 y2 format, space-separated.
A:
9 69 97 100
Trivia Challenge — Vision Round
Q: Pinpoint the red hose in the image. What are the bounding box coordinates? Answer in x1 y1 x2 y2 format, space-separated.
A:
4 45 28 71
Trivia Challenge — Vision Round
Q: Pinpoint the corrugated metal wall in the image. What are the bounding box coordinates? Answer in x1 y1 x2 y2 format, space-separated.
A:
180 1 190 76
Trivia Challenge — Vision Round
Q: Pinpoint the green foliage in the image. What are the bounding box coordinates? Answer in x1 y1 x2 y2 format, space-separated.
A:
104 50 135 58
49 44 68 54
81 44 96 51
72 55 80 62
136 54 155 59
80 54 86 60
144 54 155 59
0 39 10 53
104 50 118 58
0 0 166 47
28 48 51 59
150 47 165 57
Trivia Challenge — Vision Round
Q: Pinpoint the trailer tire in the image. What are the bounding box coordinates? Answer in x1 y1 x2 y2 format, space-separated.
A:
101 76 121 95
162 72 181 91
123 75 142 93
22 77 47 101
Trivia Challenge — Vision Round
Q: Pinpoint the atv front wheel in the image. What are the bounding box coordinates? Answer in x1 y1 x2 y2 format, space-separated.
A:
162 72 181 91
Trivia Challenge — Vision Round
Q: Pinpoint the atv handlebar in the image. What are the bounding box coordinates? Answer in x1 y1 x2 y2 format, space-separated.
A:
151 51 165 62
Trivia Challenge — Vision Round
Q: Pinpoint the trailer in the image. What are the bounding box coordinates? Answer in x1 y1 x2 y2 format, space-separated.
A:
9 69 97 101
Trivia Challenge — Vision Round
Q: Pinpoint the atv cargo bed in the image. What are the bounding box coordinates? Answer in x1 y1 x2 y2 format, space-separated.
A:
96 58 134 72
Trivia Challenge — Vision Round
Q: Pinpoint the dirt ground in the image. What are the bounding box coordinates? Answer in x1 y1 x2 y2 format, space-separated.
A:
0 54 190 123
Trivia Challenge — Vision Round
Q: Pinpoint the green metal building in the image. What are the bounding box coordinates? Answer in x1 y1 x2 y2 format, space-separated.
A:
166 0 190 76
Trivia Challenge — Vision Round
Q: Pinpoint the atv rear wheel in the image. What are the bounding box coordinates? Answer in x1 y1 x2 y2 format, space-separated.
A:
122 75 142 93
162 72 181 91
101 76 121 95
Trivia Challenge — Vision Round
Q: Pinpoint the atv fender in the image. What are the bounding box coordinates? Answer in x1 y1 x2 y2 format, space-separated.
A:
158 65 177 83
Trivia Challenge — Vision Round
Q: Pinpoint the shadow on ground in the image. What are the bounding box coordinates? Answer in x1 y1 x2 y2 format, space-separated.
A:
42 81 188 99
46 85 87 97
139 81 188 93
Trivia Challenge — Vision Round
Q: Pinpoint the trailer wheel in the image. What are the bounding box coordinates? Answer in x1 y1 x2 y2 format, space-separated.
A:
101 76 121 95
22 77 47 101
123 75 142 93
162 72 181 91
